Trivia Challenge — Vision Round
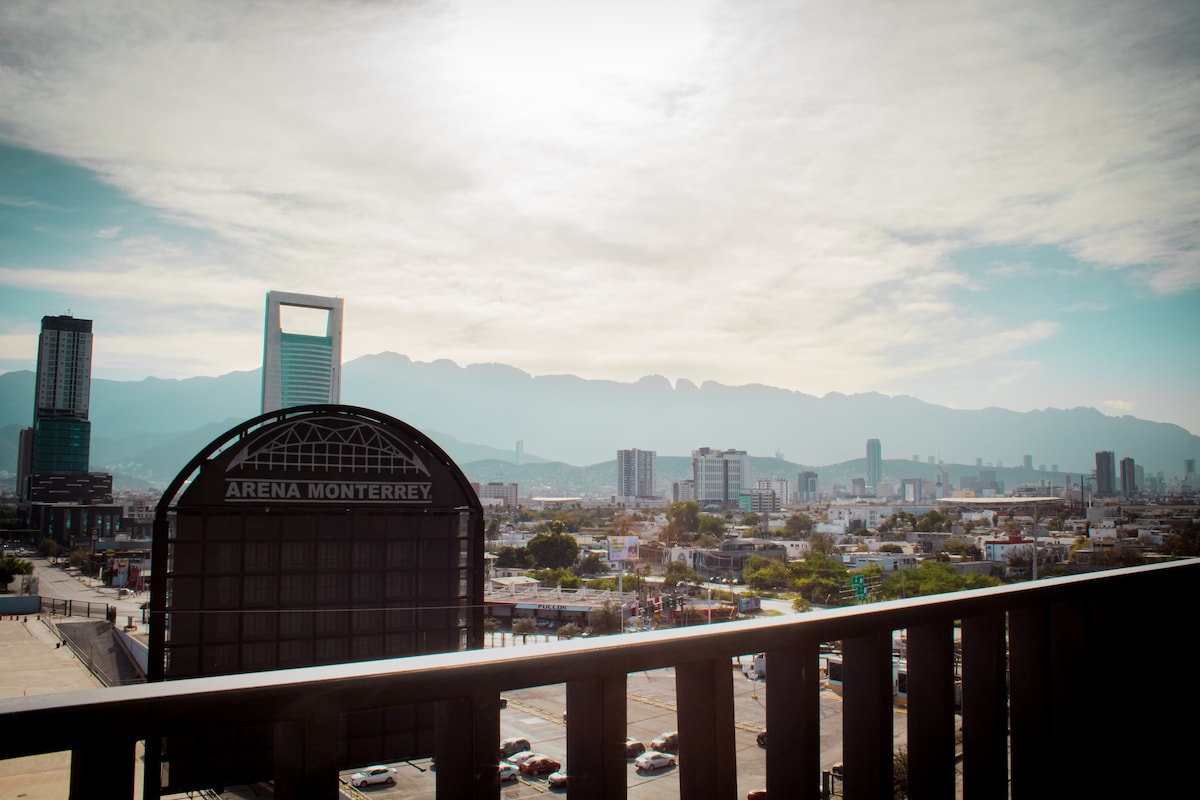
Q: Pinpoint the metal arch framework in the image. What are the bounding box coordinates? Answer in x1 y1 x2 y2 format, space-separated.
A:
153 404 480 517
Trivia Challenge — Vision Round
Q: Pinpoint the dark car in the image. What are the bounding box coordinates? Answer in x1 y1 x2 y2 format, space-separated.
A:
520 756 562 776
756 729 767 748
624 738 646 758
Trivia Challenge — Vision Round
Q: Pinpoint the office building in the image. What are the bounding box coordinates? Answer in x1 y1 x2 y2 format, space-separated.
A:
692 447 748 505
472 481 519 507
866 438 882 489
28 315 93 477
1095 451 1116 496
757 477 790 506
1119 457 1137 496
31 316 92 473
617 448 658 503
797 471 819 503
261 291 344 413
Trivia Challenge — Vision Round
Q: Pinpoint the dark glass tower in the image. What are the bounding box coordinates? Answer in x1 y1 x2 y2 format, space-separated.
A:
28 315 93 477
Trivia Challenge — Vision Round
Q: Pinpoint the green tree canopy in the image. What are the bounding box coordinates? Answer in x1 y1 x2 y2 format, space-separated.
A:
0 555 33 592
697 514 726 538
494 545 535 569
663 501 700 543
663 560 702 588
588 600 624 635
784 513 814 539
576 552 609 576
806 531 836 557
526 530 581 569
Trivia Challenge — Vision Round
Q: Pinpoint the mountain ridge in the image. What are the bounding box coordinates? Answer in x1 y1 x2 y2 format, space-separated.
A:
1 353 1197 492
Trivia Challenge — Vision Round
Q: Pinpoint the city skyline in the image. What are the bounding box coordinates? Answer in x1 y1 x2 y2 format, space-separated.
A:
1 1 1198 435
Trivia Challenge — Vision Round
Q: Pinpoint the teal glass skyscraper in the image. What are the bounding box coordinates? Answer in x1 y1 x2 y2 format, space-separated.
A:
261 291 344 413
866 438 882 490
32 315 93 475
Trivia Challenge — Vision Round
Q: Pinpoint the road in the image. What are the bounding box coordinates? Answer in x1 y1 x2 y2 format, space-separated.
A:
30 557 149 625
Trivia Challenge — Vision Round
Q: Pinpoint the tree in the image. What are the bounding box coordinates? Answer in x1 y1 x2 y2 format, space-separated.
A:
1164 523 1200 557
806 531 836 557
38 538 61 562
557 622 581 640
697 514 726 538
512 617 537 643
483 616 501 643
576 551 609 576
665 501 700 539
784 513 814 539
527 530 581 570
0 555 33 593
939 539 982 561
494 546 535 569
893 747 909 799
588 600 624 636
739 513 762 529
663 560 702 589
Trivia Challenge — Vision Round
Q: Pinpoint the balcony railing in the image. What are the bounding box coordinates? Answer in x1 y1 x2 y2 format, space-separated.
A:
3 560 1194 799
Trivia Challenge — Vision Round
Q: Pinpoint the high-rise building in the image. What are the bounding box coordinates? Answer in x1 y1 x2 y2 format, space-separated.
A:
472 481 519 507
757 476 790 506
1023 454 1033 470
692 447 748 505
866 438 882 489
1120 457 1137 496
617 449 657 503
17 315 94 498
261 291 344 413
797 471 819 503
1095 451 1116 496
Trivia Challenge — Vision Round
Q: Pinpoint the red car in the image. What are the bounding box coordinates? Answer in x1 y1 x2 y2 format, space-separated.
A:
520 756 562 776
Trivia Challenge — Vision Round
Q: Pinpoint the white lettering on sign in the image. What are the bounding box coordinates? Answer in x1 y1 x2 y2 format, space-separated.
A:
224 479 433 504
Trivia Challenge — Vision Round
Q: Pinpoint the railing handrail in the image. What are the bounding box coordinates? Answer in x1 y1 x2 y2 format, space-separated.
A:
4 559 1196 800
2 559 1188 761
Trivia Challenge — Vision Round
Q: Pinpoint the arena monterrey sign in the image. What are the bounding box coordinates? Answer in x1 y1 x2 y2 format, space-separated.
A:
173 406 466 507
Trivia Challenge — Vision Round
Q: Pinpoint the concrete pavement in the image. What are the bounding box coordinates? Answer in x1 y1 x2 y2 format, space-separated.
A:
0 613 105 800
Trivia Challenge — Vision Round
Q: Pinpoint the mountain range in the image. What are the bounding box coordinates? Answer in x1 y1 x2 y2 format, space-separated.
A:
1 351 1197 496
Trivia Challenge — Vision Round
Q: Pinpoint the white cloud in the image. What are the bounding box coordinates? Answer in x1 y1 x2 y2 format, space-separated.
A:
1103 400 1136 414
0 0 1197 430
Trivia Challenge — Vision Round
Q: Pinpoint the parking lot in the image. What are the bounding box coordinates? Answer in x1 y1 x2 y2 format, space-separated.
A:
337 661 906 798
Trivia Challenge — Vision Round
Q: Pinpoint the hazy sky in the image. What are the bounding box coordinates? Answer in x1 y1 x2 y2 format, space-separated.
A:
2 0 1198 433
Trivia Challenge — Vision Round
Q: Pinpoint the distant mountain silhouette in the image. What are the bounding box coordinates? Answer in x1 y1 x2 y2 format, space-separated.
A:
1 352 1196 494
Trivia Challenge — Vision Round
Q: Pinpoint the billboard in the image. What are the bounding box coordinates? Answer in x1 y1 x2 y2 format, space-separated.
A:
609 535 640 562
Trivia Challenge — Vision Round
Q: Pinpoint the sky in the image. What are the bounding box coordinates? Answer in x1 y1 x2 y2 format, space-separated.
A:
1 0 1198 434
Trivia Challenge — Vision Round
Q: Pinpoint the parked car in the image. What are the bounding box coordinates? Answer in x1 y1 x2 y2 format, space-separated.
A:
506 750 545 766
499 696 509 709
651 730 679 751
831 761 844 778
547 770 568 789
499 737 532 758
624 738 646 758
756 729 767 748
520 756 562 776
747 790 768 800
634 751 676 771
498 763 519 782
349 765 397 787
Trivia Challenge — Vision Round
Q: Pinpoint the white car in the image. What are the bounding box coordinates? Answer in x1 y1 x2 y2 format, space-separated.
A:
506 750 547 766
499 762 520 782
350 765 398 787
634 750 676 771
